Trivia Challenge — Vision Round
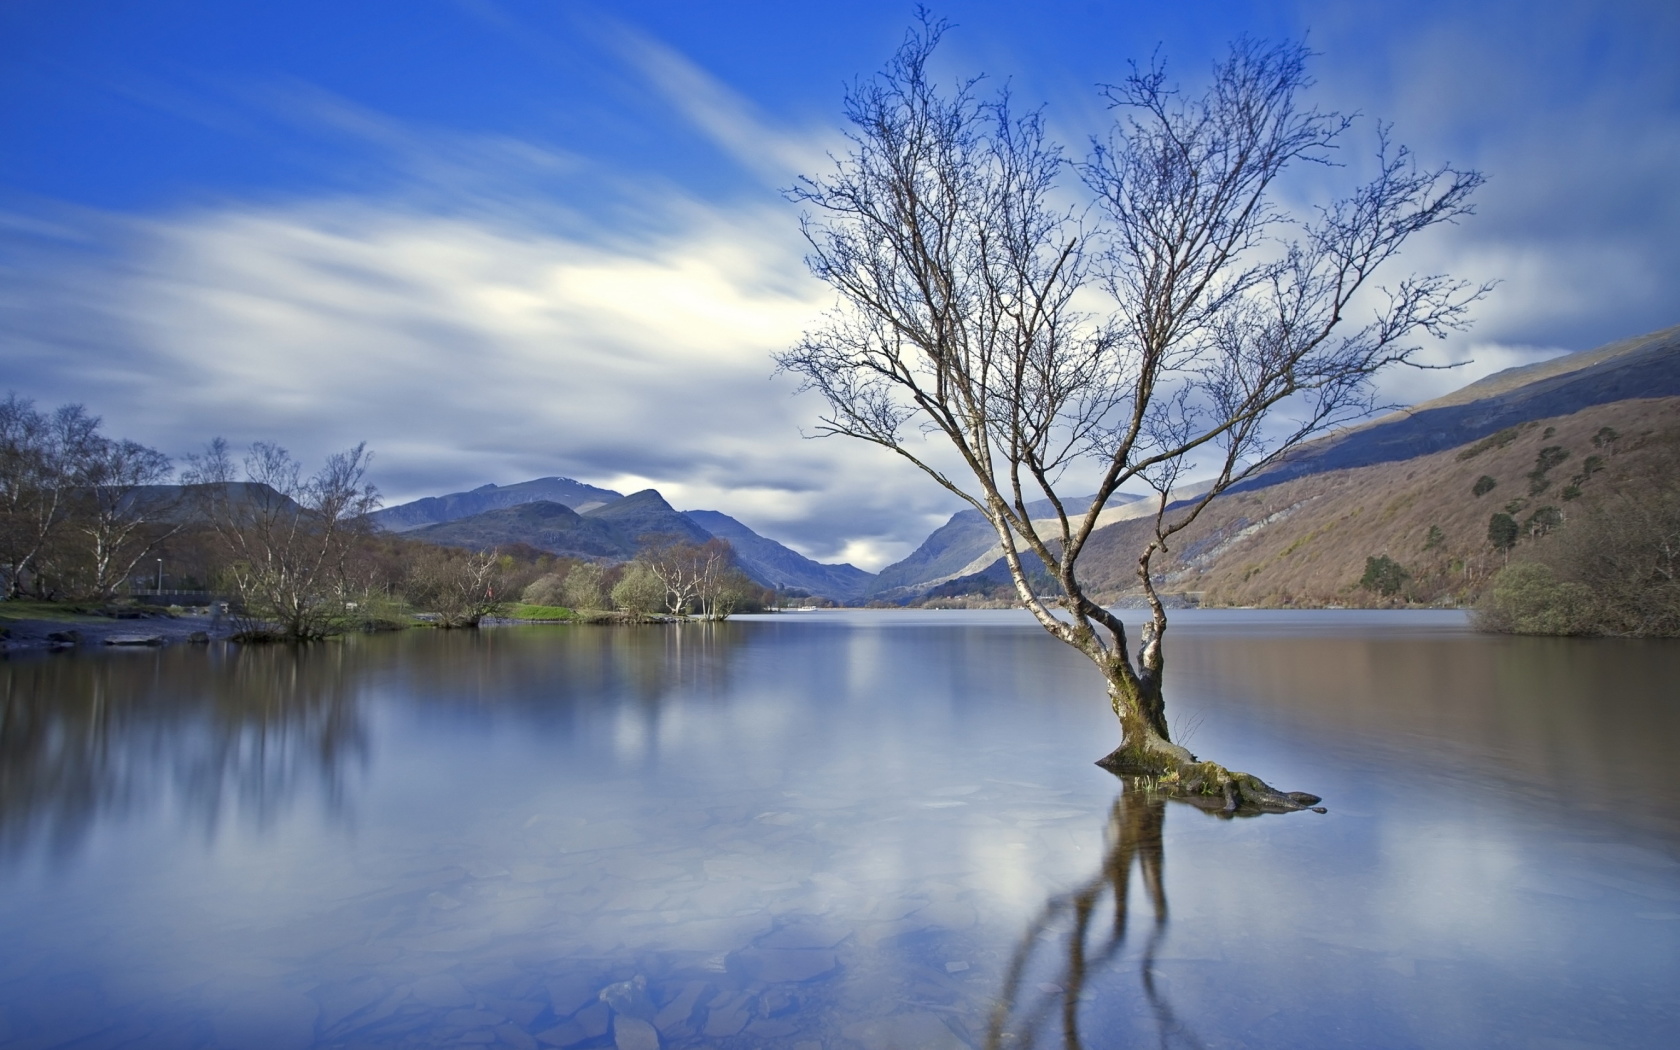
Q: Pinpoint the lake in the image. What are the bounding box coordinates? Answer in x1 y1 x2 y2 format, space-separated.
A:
2 610 1677 1049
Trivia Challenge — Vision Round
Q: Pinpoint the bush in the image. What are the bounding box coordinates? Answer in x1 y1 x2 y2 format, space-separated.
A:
522 572 568 607
1487 512 1519 553
1524 505 1563 538
563 563 607 610
1473 563 1596 635
1359 555 1409 597
1472 475 1497 497
1543 484 1680 636
611 563 665 615
1474 482 1680 637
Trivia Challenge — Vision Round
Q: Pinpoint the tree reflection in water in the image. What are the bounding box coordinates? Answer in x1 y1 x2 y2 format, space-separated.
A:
986 785 1206 1050
0 644 367 864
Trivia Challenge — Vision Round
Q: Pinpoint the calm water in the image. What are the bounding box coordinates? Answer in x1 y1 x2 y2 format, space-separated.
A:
1 610 1677 1049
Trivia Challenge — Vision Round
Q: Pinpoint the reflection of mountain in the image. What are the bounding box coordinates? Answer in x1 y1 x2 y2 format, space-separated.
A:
0 626 756 867
988 787 1204 1050
382 618 746 718
0 647 367 864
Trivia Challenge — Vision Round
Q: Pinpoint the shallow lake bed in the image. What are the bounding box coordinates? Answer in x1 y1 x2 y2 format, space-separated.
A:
2 610 1676 1048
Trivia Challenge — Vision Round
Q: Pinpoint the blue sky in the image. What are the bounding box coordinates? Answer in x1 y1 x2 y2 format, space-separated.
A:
3 0 1677 569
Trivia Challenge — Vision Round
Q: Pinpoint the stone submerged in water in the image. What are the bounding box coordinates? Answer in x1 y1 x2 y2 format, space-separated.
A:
613 1016 659 1050
732 948 838 984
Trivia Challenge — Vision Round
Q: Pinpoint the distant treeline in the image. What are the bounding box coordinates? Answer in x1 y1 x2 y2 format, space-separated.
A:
1 394 774 639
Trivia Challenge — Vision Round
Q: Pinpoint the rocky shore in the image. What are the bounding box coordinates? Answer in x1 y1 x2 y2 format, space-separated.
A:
0 608 234 654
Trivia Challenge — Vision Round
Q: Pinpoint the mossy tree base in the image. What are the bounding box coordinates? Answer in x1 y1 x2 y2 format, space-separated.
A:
1096 747 1323 815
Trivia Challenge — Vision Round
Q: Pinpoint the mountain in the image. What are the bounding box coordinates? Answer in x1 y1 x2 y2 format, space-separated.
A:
126 481 303 523
868 493 1143 598
868 512 997 597
410 489 708 560
1229 324 1680 495
583 489 713 546
683 510 874 601
403 488 875 600
408 501 635 560
373 476 623 532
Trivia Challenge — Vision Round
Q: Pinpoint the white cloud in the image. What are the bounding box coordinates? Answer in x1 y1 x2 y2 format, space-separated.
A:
0 185 961 569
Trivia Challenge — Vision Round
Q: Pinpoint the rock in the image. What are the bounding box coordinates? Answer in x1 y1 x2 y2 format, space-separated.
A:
734 949 837 984
758 987 800 1017
651 982 708 1033
701 992 754 1038
759 922 850 949
409 974 474 1008
187 631 210 643
841 1011 967 1050
46 630 81 643
537 1002 610 1047
545 977 600 1017
613 1016 660 1050
495 1025 539 1050
599 975 653 1020
104 634 164 646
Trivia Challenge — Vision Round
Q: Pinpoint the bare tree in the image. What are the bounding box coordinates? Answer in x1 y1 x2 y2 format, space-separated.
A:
404 545 509 628
0 395 101 597
70 436 180 599
778 20 1485 801
634 535 742 618
184 439 380 640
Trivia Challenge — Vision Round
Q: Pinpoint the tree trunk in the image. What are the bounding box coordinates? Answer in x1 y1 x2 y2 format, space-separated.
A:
1090 633 1321 814
1098 662 1194 774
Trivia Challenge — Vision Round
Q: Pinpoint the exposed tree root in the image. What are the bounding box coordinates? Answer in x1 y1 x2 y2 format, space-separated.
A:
1095 747 1322 815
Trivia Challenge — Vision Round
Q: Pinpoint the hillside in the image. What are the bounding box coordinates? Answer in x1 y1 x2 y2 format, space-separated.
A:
373 476 623 532
1230 324 1680 494
1074 396 1680 607
683 510 874 601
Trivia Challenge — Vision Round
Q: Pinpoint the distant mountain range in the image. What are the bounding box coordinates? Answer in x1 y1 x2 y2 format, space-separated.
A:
380 484 875 601
684 510 875 600
865 493 1145 600
372 477 624 531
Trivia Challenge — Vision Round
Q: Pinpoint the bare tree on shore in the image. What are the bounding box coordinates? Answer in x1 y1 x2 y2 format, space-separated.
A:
184 439 380 640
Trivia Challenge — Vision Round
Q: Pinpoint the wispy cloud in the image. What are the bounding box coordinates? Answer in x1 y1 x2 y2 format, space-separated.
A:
593 17 841 185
